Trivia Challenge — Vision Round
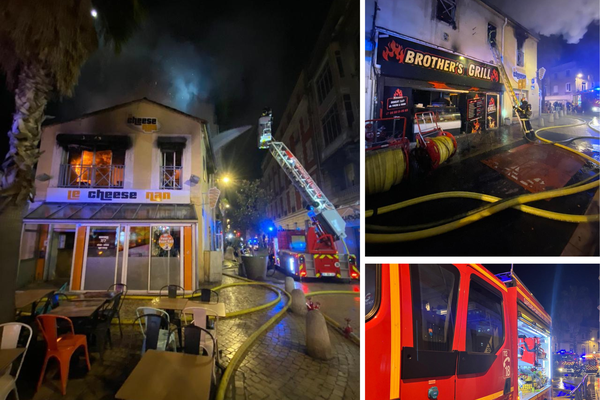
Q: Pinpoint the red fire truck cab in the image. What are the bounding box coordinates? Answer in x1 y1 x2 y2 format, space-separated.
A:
366 264 552 400
273 228 358 280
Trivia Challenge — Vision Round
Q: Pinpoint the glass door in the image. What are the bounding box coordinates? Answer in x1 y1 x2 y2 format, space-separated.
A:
149 226 182 291
83 226 119 290
125 226 151 291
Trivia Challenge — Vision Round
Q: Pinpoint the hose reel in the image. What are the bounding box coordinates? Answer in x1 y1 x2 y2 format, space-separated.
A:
413 111 457 172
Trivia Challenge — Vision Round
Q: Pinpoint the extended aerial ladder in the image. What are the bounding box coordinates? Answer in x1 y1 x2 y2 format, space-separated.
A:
488 34 535 138
258 108 357 279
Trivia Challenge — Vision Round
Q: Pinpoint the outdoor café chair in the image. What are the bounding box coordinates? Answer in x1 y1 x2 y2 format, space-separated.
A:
182 307 219 358
107 283 128 338
190 288 219 304
135 307 177 353
0 323 32 400
75 294 121 362
159 284 184 299
183 324 217 385
36 315 91 395
133 312 175 355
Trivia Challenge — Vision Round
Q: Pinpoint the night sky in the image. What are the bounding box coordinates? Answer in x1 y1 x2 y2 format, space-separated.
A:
485 264 600 320
0 0 333 179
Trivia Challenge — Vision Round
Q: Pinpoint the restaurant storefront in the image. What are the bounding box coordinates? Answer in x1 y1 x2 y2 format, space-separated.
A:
21 190 198 293
375 34 504 140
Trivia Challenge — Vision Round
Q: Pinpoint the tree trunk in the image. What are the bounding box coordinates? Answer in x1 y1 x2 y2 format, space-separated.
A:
0 63 52 323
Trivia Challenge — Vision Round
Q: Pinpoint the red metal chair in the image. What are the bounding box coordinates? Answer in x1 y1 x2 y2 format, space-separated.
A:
36 315 91 395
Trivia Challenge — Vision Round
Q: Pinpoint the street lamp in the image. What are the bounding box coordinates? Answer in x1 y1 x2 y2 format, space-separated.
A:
91 9 98 18
577 73 583 78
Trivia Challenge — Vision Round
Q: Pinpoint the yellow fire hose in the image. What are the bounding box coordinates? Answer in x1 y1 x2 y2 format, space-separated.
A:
366 119 600 243
429 135 454 165
365 147 406 195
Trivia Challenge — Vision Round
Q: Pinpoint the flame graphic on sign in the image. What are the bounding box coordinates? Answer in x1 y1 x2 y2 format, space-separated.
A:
490 69 499 82
382 40 406 63
393 89 403 98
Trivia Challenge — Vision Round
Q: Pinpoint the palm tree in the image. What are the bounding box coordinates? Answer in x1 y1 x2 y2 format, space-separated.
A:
0 0 144 322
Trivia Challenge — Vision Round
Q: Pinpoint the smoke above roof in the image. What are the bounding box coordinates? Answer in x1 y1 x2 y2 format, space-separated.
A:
486 0 599 43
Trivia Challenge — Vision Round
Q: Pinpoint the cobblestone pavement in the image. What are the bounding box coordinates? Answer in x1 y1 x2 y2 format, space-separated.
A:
15 270 360 400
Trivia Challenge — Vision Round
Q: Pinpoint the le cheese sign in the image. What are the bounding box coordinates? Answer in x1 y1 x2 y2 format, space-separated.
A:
377 35 503 92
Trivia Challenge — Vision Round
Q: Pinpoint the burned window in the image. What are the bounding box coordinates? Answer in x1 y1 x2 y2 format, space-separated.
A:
436 0 457 29
515 28 528 67
335 50 345 78
343 94 354 128
316 63 333 104
488 23 497 46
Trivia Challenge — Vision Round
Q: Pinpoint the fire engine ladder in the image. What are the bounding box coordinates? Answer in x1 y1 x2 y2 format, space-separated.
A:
489 38 531 136
268 141 336 214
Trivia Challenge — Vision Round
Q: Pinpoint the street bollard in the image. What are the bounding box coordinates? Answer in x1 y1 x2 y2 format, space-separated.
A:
224 246 236 261
549 113 554 123
554 111 558 120
290 289 308 315
306 309 333 360
539 117 545 127
285 277 295 293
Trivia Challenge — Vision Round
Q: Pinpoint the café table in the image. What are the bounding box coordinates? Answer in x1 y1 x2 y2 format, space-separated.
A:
47 299 106 318
0 348 25 372
115 350 212 400
150 297 190 348
15 289 57 311
68 291 115 301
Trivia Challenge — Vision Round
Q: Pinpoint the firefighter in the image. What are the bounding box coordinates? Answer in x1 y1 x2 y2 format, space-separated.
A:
514 99 535 140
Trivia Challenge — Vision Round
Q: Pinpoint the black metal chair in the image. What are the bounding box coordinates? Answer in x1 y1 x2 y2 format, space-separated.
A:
190 289 219 304
107 283 128 338
73 296 118 362
159 285 184 299
183 324 215 357
133 313 173 355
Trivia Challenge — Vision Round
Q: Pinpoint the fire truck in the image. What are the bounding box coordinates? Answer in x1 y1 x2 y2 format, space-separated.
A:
258 109 358 280
581 353 600 375
554 351 581 376
366 264 552 400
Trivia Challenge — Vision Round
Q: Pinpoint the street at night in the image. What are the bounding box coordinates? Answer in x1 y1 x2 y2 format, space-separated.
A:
0 0 360 399
364 0 600 256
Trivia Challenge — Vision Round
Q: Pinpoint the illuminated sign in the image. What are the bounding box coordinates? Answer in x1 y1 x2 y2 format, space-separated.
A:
127 115 161 133
47 188 190 203
377 35 503 91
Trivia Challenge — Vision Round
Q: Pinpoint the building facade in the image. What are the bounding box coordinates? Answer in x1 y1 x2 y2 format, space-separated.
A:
261 0 360 259
17 98 222 293
365 0 539 137
543 61 596 108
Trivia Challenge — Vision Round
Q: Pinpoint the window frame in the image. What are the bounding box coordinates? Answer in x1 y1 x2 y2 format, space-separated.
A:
315 62 334 104
464 274 506 355
365 264 381 321
566 83 571 92
321 104 343 147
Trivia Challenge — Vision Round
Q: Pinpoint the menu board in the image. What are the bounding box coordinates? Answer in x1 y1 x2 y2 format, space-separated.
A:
486 94 499 129
466 94 484 134
382 86 412 118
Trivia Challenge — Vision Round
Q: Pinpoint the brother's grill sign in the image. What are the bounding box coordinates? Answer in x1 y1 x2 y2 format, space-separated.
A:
377 35 503 92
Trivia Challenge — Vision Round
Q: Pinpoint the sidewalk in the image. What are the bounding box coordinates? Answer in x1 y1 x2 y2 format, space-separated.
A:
17 272 360 400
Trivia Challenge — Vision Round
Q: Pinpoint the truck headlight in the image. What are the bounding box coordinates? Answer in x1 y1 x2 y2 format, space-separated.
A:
592 107 599 112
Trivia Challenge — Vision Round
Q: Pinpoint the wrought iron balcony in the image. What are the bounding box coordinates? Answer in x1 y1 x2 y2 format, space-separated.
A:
160 166 182 190
58 164 124 188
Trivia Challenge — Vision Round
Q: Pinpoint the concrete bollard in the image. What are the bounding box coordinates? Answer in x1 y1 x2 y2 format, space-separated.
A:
548 113 554 123
285 277 295 293
538 117 545 127
554 111 558 120
306 310 332 360
290 289 307 315
224 246 236 261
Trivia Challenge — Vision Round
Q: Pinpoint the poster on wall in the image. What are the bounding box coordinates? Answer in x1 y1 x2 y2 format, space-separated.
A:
466 93 484 134
382 86 412 118
486 94 499 129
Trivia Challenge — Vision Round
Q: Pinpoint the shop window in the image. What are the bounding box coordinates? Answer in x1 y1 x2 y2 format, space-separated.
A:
566 83 571 92
487 23 497 45
410 264 460 352
160 149 183 190
321 104 342 147
343 94 354 128
335 50 345 78
316 63 333 104
436 0 457 29
465 279 504 354
60 147 125 188
365 264 380 320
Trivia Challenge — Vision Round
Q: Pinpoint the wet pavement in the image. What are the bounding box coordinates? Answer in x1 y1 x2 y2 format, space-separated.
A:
13 269 359 399
366 115 599 256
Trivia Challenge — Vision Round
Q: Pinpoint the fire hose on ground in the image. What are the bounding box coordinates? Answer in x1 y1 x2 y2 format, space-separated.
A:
366 119 600 243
